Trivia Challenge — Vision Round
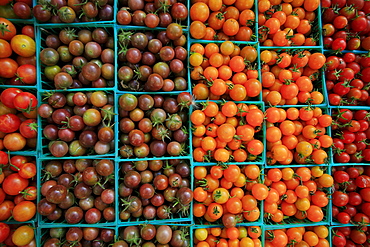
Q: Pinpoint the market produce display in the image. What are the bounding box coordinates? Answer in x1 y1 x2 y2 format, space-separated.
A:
1 0 370 244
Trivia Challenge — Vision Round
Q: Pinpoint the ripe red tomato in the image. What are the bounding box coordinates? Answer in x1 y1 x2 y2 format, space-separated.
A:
13 92 37 113
2 173 29 195
0 222 10 242
16 65 36 85
0 58 18 78
0 113 21 133
19 119 37 138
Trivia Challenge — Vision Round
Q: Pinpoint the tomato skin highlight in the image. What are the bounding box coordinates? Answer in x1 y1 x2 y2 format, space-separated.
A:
0 113 21 133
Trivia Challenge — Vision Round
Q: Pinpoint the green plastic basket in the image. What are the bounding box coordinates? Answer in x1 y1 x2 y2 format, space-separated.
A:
38 225 116 246
329 107 370 166
116 92 192 160
259 4 323 48
37 25 117 91
116 224 192 246
37 89 117 159
324 50 370 108
0 155 38 224
37 157 117 227
188 0 258 44
264 105 332 168
115 26 191 94
190 100 265 166
259 46 328 108
116 0 190 30
117 158 193 225
32 0 116 26
189 41 262 101
264 165 332 227
0 87 38 156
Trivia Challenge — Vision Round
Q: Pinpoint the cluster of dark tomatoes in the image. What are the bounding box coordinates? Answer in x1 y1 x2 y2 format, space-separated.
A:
117 28 187 92
40 27 114 90
38 91 115 157
38 159 115 224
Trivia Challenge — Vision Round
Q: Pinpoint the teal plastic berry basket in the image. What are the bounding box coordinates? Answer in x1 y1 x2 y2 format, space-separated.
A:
192 224 263 246
259 4 323 48
0 155 38 224
38 226 116 246
329 107 370 166
117 158 193 225
116 0 190 30
0 22 37 89
324 50 370 109
116 92 192 160
259 46 328 108
188 0 258 44
189 40 262 102
37 157 117 227
191 100 265 166
264 165 332 228
37 24 117 91
264 105 332 168
37 89 117 159
115 26 191 94
32 0 116 26
0 87 38 156
193 164 264 227
116 223 192 245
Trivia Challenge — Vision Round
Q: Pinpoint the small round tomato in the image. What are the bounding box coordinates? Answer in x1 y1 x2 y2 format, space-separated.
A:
12 225 34 246
10 35 35 58
13 92 37 113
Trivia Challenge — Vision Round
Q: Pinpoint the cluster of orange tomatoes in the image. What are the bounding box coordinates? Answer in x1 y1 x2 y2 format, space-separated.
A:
194 226 262 247
264 166 333 224
261 50 326 106
265 226 329 247
193 164 263 226
191 102 264 163
190 0 255 40
265 106 333 165
190 42 262 101
258 0 320 46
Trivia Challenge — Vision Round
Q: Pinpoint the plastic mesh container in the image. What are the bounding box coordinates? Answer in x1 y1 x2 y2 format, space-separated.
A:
191 100 265 166
37 25 116 91
259 4 323 48
0 87 38 156
189 41 262 101
116 92 192 160
37 89 117 159
259 47 328 108
37 157 117 227
32 0 116 26
329 107 370 167
264 165 332 227
117 158 193 224
116 0 190 30
115 26 191 94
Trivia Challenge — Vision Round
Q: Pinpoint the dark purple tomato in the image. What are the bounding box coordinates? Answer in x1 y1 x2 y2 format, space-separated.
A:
65 206 83 224
74 182 93 199
82 62 101 81
171 3 188 21
159 12 172 27
96 159 114 177
148 39 162 53
139 184 155 199
49 141 69 157
156 225 172 244
56 191 74 209
38 198 57 216
124 171 141 188
132 10 146 25
43 124 59 141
